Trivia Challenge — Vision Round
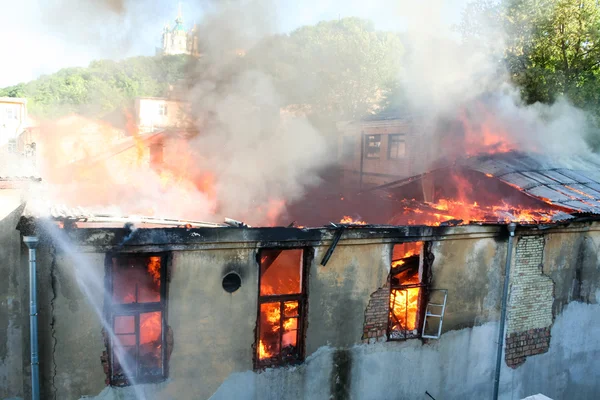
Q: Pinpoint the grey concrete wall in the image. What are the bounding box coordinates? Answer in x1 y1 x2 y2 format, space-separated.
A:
430 236 506 331
49 252 107 399
0 200 25 399
209 301 600 400
543 229 600 313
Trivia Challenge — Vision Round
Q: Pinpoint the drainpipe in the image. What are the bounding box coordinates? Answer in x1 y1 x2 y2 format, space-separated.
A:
492 222 516 400
23 236 40 400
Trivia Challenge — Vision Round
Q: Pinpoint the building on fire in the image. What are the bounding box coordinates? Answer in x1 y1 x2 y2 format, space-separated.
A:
0 147 600 399
337 111 429 189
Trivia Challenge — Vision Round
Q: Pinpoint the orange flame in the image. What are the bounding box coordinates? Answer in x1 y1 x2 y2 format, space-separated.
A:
147 256 161 287
340 216 367 225
258 340 271 359
460 106 517 156
389 243 422 335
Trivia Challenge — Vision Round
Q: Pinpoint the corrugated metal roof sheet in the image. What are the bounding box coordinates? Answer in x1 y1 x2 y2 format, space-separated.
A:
22 203 227 228
463 152 600 215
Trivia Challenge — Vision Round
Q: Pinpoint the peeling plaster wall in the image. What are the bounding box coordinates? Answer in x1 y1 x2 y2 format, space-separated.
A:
0 200 25 399
305 243 390 354
430 236 506 331
13 222 600 400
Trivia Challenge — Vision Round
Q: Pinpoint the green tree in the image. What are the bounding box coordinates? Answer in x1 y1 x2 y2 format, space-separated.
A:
460 0 600 106
459 0 600 148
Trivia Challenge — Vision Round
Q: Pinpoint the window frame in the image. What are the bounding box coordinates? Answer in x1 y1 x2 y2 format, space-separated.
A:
387 134 406 160
104 253 169 386
158 103 168 116
254 247 311 369
5 107 17 120
364 134 381 159
387 244 427 341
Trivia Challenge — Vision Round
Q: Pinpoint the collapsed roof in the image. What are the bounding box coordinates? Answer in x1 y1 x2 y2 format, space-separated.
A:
13 151 600 229
364 151 600 225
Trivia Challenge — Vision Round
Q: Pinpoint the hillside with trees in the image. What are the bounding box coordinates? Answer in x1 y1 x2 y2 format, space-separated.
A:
0 55 192 118
4 5 600 145
0 18 403 124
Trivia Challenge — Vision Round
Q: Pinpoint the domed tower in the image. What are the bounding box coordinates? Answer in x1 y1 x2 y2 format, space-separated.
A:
159 3 198 56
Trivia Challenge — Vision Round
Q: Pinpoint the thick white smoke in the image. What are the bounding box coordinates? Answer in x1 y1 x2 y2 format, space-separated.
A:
395 2 597 172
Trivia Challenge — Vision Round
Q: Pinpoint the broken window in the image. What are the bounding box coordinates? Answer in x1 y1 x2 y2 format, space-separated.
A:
389 242 426 340
388 134 406 160
365 134 381 159
106 254 167 386
256 248 308 368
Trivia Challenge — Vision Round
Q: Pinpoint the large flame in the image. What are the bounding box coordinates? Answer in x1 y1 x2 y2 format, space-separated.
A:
460 105 518 156
389 243 422 336
32 114 285 225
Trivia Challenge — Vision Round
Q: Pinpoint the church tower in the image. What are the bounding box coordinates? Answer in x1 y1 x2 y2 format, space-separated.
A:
158 3 200 57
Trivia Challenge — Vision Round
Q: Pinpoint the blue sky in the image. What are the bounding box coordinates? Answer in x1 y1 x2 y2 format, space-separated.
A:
0 0 471 87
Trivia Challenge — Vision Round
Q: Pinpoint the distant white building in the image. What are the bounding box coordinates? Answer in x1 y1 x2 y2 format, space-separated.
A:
0 97 28 150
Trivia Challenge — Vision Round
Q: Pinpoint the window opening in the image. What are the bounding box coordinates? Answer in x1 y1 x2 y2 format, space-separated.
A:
7 139 16 154
365 134 381 159
256 248 307 368
158 103 168 116
389 242 425 340
6 108 17 120
107 254 167 386
388 134 406 159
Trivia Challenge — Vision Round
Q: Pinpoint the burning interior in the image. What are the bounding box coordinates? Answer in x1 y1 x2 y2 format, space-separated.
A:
389 242 425 340
256 248 307 368
108 254 166 385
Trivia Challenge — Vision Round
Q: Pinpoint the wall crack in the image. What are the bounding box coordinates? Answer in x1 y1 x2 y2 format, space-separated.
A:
49 245 58 399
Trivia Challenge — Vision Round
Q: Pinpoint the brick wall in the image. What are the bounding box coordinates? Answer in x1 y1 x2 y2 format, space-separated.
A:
505 327 551 367
505 235 554 368
362 283 390 343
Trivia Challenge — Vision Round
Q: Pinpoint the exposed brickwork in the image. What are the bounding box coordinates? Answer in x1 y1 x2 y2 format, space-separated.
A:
362 282 390 343
505 327 551 368
505 236 554 368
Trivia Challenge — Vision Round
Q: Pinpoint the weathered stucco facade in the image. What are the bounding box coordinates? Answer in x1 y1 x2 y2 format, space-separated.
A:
2 220 600 399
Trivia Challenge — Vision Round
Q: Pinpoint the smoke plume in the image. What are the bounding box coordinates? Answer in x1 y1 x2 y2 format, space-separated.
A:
395 2 598 173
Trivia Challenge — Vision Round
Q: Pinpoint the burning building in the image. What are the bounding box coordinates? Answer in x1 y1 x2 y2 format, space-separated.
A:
0 92 600 399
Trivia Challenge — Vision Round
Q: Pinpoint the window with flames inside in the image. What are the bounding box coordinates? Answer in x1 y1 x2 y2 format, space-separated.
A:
107 254 167 386
388 242 426 340
256 248 308 368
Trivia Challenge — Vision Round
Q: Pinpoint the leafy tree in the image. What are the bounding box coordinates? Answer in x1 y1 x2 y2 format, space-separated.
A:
460 0 600 107
459 0 600 148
